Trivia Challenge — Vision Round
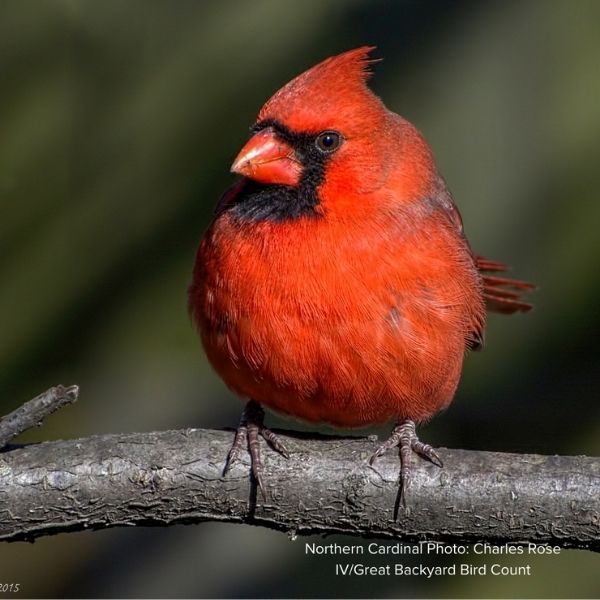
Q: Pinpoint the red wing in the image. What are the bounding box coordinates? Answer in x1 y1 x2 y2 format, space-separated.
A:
428 182 535 349
430 181 535 313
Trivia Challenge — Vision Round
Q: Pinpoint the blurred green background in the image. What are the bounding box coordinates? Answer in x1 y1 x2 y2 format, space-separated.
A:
1 0 599 597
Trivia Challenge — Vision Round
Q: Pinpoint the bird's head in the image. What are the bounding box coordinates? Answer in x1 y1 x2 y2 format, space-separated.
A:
229 47 435 222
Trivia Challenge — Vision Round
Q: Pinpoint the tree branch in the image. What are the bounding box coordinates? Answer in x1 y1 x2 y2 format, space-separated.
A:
0 421 598 549
0 385 79 448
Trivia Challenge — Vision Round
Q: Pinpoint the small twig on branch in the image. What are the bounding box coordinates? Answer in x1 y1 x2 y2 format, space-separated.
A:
0 385 79 449
0 421 598 548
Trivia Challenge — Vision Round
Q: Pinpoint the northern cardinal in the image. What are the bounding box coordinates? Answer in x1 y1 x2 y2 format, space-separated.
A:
189 47 533 501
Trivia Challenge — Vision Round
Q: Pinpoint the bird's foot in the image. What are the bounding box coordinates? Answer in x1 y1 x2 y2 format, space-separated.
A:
369 419 442 507
223 400 289 496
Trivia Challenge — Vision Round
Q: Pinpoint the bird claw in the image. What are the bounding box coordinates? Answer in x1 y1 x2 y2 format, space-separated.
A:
222 400 289 497
369 419 442 507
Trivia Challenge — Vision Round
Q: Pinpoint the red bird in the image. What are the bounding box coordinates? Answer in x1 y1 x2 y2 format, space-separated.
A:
189 47 533 500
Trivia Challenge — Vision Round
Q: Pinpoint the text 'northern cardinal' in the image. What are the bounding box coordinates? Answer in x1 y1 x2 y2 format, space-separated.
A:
189 47 533 503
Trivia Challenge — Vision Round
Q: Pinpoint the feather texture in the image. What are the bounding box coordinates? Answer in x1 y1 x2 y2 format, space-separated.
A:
189 47 534 428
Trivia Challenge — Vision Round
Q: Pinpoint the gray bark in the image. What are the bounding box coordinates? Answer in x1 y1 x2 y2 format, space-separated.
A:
0 427 598 549
0 385 79 448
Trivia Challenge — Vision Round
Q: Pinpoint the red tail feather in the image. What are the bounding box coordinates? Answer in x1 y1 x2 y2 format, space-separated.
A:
476 256 535 314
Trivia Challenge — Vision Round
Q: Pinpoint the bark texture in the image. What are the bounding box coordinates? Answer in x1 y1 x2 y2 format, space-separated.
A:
0 427 598 549
0 385 79 448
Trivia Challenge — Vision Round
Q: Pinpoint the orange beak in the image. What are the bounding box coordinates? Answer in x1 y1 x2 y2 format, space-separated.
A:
230 128 302 186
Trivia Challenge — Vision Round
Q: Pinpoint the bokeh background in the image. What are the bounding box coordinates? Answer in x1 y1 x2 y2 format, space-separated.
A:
1 0 599 597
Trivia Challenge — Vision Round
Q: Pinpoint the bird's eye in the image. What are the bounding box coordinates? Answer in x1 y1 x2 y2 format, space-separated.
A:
315 131 342 153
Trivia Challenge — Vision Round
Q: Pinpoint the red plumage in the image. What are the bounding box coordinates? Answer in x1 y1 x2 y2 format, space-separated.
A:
189 47 533 495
